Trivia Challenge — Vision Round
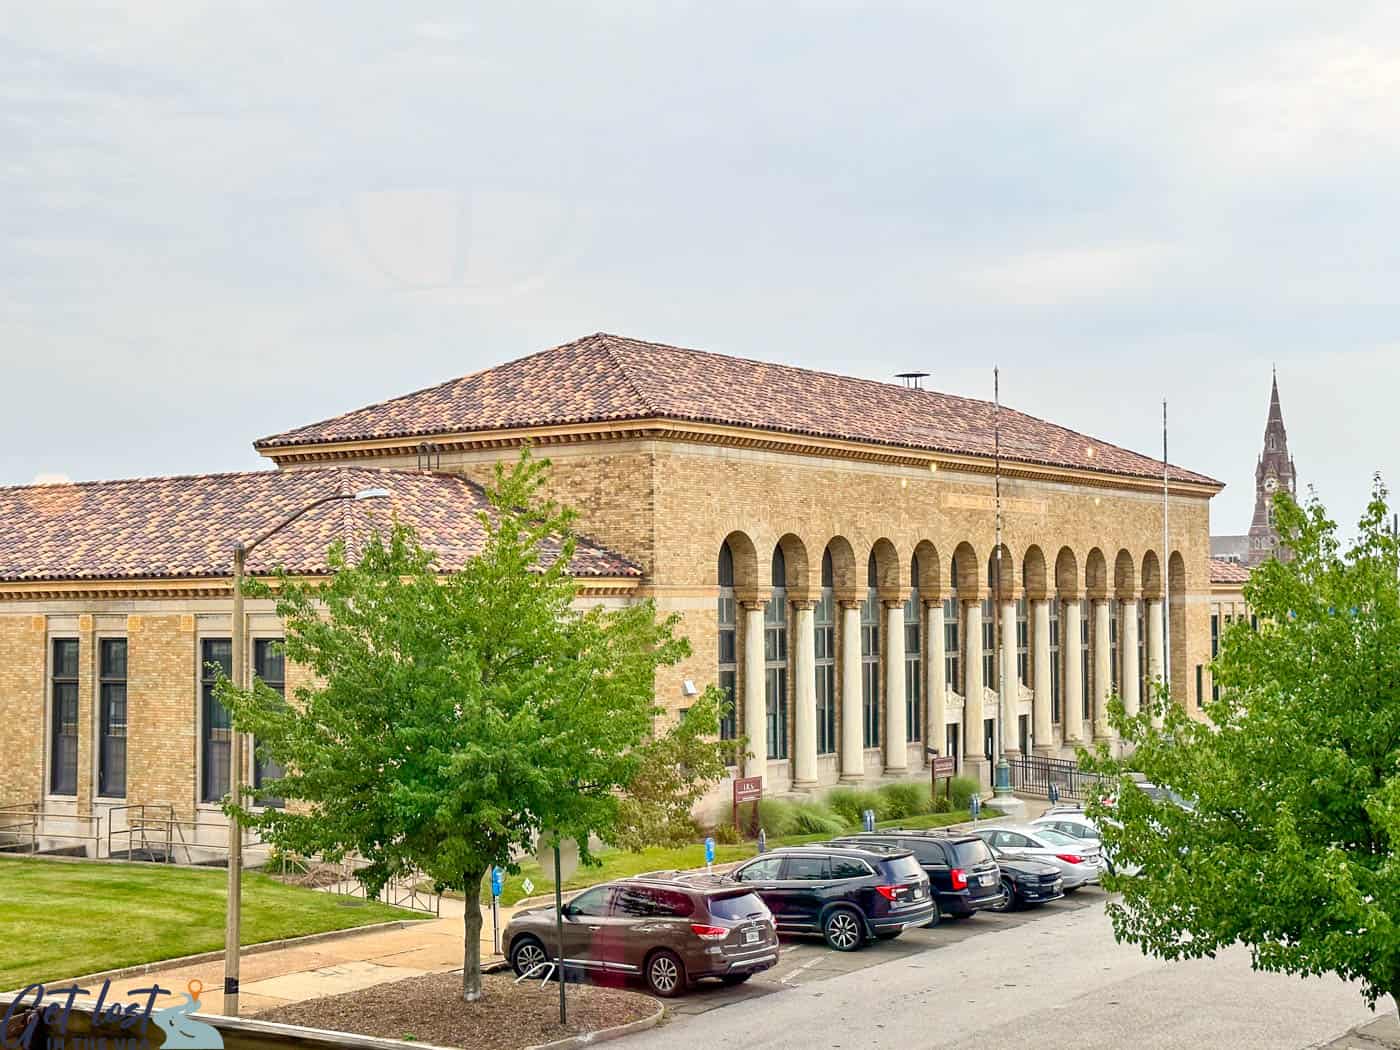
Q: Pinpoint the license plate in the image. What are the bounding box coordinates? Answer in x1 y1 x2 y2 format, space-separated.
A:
912 885 925 898
744 928 760 944
979 873 996 886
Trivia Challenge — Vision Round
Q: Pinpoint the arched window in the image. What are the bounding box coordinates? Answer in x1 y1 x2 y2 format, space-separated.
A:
1109 597 1120 695
1080 598 1092 721
1016 596 1029 687
815 549 836 755
982 557 997 691
861 552 880 750
716 542 737 742
765 546 789 760
1049 597 1061 723
944 556 961 695
905 554 922 743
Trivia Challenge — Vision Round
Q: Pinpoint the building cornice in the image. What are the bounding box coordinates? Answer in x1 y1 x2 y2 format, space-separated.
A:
0 574 641 602
258 418 1224 499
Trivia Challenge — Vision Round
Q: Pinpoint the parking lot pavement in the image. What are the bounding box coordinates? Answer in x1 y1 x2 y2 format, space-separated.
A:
663 889 1104 1018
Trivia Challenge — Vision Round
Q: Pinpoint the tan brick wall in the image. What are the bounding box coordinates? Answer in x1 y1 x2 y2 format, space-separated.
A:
75 614 95 815
127 614 197 820
0 615 46 803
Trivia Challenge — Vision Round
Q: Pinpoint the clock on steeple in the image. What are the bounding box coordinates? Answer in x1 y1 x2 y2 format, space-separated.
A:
1246 371 1296 567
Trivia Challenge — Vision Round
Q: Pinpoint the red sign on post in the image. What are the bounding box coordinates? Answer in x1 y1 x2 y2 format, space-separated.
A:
732 776 763 836
931 756 956 779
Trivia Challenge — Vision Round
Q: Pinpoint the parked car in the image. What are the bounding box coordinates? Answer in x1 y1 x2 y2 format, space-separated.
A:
1033 806 1136 876
504 873 779 998
982 842 1064 911
971 825 1104 890
828 831 1004 923
728 844 934 951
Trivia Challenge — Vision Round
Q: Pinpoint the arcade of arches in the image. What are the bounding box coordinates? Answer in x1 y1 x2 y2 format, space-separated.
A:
714 533 1187 790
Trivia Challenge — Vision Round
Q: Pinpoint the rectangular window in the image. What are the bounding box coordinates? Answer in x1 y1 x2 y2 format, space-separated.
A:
1138 602 1147 701
981 598 996 691
1049 600 1061 723
815 591 837 755
1195 664 1204 709
1018 713 1029 753
764 596 788 760
717 592 738 742
1016 598 1029 687
983 716 995 760
943 598 961 695
1109 599 1120 696
1080 600 1091 721
50 639 79 796
945 723 960 772
98 639 127 798
253 639 287 808
861 592 880 749
1210 612 1221 702
904 595 922 742
201 638 233 804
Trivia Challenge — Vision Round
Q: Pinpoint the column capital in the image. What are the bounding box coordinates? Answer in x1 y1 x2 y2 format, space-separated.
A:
881 598 904 610
922 596 942 610
790 599 817 611
837 598 861 610
739 598 767 611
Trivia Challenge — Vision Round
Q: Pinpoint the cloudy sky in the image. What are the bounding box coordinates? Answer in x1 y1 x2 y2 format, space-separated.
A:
5 2 1397 537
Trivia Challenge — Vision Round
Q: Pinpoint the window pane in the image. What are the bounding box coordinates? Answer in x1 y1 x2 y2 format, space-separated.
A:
50 640 79 796
202 638 232 803
99 639 128 798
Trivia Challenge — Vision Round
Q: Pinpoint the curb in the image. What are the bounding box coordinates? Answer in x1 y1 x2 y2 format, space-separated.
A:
526 998 666 1050
22 918 432 991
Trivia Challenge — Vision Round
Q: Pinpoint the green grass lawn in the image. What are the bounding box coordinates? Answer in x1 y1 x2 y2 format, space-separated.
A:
493 809 973 906
0 857 419 992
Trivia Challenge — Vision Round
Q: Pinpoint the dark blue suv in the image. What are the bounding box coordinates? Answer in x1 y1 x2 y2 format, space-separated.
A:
832 831 1005 922
728 844 934 951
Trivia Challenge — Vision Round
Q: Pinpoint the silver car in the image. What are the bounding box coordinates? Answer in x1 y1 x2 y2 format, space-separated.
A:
973 825 1103 890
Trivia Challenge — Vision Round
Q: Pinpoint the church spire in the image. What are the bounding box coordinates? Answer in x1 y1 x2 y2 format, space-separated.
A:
1247 370 1296 567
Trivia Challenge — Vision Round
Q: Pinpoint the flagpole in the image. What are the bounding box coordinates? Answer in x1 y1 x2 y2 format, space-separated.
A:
993 367 1013 798
1162 399 1171 706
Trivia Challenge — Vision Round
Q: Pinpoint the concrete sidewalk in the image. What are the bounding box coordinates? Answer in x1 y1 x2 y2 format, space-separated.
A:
93 895 521 1016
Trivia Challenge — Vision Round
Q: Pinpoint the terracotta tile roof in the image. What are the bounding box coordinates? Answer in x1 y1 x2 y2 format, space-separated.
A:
256 333 1220 486
1208 557 1252 584
0 468 640 584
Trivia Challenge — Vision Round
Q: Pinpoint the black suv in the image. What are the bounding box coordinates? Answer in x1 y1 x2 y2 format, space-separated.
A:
728 844 934 951
831 831 1004 922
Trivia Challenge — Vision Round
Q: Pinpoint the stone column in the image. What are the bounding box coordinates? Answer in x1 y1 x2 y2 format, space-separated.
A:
883 601 907 773
742 600 767 781
1122 599 1141 720
962 600 984 767
839 600 864 782
1031 599 1053 755
1000 599 1017 755
1093 599 1113 741
1146 598 1165 728
926 601 947 761
792 601 818 789
1062 599 1084 744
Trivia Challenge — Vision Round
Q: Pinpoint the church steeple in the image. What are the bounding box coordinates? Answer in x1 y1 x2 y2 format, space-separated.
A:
1246 369 1297 567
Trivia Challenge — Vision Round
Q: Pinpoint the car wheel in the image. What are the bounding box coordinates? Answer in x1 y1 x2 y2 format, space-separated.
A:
510 936 549 979
645 949 687 998
719 972 753 986
923 900 943 929
988 877 1017 912
822 908 864 952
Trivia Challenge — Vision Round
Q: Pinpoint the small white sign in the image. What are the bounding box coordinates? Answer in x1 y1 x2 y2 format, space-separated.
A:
522 877 535 896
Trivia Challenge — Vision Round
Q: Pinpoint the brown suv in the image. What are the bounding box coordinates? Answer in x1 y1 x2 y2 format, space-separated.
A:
504 873 779 997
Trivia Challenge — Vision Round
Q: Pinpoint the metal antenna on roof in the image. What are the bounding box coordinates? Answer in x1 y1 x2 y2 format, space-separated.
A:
896 371 930 390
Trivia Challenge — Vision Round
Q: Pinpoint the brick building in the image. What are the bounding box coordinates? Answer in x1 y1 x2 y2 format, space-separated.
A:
0 333 1222 854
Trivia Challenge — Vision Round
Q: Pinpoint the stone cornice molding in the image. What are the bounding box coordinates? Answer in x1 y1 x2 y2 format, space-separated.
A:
0 574 642 602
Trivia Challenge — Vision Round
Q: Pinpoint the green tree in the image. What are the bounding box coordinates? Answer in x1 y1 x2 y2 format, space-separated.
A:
1085 479 1400 1010
218 451 729 1000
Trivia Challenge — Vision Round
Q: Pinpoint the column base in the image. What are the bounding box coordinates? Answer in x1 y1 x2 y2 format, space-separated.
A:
1033 744 1058 758
839 773 865 784
791 778 819 791
883 765 910 778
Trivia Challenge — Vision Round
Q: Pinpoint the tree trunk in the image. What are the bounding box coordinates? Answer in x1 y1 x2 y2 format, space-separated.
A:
462 868 485 1002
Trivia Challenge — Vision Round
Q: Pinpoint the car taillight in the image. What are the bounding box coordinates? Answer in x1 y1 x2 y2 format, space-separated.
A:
690 923 729 941
951 868 967 890
1055 853 1085 865
874 885 898 901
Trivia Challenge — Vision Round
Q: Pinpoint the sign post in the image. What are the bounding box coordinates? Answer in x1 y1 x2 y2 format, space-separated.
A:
553 844 566 1026
970 794 982 826
732 776 763 838
926 746 957 804
490 867 504 956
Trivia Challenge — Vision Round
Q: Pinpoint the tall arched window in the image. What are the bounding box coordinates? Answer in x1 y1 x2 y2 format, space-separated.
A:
815 549 837 755
904 555 922 743
765 546 789 760
944 556 961 695
1080 598 1092 722
717 542 738 742
1016 596 1029 686
1109 597 1120 696
861 553 880 749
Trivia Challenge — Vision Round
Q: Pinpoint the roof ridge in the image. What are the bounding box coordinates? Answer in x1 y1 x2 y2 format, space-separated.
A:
596 333 660 416
0 464 472 496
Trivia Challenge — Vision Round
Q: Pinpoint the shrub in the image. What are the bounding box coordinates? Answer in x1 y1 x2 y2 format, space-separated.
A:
756 797 799 838
949 775 982 810
786 800 847 837
824 787 886 827
710 821 741 845
929 793 953 814
877 782 933 820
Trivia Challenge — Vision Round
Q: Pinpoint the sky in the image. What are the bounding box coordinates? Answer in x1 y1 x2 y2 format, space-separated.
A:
4 1 1398 538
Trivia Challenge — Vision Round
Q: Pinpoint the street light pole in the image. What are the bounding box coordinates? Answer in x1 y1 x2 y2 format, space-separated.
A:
222 485 390 1017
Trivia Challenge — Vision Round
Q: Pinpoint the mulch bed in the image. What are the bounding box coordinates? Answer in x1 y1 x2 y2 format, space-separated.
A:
256 971 658 1049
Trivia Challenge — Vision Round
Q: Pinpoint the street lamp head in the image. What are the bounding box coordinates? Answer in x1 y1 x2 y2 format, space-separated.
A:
353 487 391 500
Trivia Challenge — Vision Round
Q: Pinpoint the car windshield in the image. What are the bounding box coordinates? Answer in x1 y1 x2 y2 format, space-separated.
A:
952 839 993 866
883 854 924 881
707 892 768 921
1034 828 1077 846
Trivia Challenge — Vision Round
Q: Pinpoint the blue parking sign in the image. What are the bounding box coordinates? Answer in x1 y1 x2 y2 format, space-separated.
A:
704 837 715 865
491 866 504 898
969 795 981 820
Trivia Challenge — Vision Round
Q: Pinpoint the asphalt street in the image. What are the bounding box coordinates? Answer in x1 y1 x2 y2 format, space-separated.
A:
627 892 1385 1050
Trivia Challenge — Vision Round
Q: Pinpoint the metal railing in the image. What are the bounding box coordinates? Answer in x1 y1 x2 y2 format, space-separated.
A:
1009 754 1105 801
0 802 104 857
323 858 441 916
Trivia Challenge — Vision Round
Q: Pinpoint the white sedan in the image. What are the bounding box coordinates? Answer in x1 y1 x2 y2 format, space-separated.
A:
973 825 1104 891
